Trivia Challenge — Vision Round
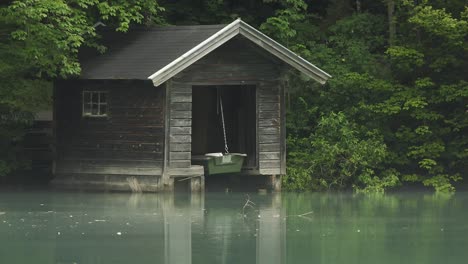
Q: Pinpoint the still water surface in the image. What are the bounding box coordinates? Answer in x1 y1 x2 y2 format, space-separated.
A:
1 190 467 264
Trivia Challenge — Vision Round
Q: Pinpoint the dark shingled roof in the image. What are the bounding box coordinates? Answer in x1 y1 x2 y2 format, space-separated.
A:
80 24 226 79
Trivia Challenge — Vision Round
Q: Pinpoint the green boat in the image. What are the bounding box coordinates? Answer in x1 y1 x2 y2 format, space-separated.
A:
192 153 247 175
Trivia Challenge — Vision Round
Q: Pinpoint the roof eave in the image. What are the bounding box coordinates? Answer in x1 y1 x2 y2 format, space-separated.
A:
148 18 331 86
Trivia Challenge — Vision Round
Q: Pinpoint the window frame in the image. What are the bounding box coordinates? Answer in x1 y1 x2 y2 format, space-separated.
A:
82 90 109 118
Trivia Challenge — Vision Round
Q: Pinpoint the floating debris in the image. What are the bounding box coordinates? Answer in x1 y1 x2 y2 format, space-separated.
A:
57 232 61 235
357 229 361 233
94 219 106 222
116 232 122 236
0 212 5 216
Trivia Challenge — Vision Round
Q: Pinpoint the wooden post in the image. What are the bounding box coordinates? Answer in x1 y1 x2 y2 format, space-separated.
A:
190 176 204 192
270 175 281 192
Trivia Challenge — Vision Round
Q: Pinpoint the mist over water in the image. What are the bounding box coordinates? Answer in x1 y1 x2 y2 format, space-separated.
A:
1 190 467 264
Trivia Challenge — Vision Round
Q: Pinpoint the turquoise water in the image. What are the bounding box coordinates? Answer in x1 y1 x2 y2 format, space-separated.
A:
1 190 467 264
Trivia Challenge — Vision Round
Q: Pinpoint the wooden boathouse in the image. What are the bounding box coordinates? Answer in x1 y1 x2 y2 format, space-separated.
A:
52 18 331 192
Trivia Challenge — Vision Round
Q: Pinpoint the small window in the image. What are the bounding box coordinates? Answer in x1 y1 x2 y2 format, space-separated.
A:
82 91 108 117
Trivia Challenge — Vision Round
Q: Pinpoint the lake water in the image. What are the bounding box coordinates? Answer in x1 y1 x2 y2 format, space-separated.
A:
1 190 467 264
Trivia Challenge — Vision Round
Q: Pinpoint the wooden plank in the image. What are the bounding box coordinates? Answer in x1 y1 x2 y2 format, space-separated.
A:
258 88 280 95
170 119 191 127
169 160 191 168
259 127 280 135
259 111 280 119
170 93 192 103
259 143 280 152
68 134 164 143
170 102 191 111
60 159 164 167
169 152 191 160
169 166 204 177
170 82 192 90
259 118 280 127
170 127 191 135
258 103 280 111
61 149 163 160
259 168 281 175
170 143 191 152
55 162 163 176
260 161 281 169
63 143 162 153
62 141 164 149
258 95 280 103
95 119 163 126
259 134 280 144
170 135 191 143
75 125 164 132
170 110 191 119
259 152 281 160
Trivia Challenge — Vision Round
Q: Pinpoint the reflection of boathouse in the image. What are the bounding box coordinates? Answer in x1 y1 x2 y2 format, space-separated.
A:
52 18 330 192
47 193 286 264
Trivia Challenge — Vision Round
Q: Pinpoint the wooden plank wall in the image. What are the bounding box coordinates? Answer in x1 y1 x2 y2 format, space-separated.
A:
172 36 286 175
167 81 192 169
258 81 282 175
55 80 164 176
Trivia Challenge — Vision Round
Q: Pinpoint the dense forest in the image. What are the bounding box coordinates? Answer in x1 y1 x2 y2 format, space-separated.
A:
0 0 466 192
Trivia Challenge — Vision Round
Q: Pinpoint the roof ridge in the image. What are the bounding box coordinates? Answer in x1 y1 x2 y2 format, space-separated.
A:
129 24 228 31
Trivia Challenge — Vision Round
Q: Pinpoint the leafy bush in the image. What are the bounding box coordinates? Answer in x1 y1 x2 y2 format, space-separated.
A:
284 112 398 192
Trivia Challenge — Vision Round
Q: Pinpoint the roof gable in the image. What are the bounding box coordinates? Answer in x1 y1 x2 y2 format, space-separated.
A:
148 19 331 86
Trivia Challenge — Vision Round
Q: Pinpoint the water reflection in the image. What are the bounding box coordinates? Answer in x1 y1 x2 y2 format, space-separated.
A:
0 191 467 264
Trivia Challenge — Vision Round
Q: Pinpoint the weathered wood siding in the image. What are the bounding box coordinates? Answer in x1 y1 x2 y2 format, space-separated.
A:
55 80 164 176
258 81 282 175
171 36 285 175
167 81 192 169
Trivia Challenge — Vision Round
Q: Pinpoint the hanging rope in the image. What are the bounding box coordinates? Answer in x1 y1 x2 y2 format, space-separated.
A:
219 96 229 154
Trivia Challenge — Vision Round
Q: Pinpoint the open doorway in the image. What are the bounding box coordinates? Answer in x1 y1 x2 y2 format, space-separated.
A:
191 85 257 169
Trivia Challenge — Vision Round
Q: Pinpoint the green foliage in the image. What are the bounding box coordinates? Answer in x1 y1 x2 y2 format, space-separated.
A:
260 0 307 44
275 1 466 193
284 112 395 192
